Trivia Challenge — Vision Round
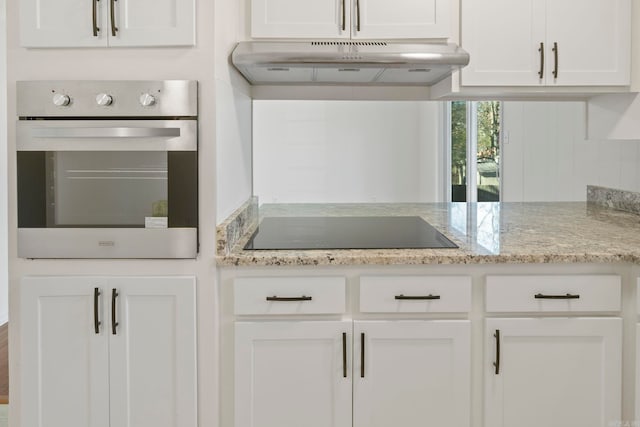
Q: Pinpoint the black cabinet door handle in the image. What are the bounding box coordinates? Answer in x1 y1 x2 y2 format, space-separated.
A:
395 294 441 300
265 296 312 302
110 0 118 36
360 332 365 378
356 0 361 32
493 330 500 375
341 0 346 31
92 0 100 36
538 42 544 79
535 293 580 300
111 288 119 335
93 287 101 334
552 42 559 78
342 332 347 378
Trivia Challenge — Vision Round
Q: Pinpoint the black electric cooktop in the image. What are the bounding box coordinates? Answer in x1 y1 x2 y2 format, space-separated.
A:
244 216 458 250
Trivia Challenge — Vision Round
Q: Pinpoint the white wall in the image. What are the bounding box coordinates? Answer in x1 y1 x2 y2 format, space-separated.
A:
0 0 6 325
214 0 252 223
252 101 442 204
502 101 640 202
215 82 252 221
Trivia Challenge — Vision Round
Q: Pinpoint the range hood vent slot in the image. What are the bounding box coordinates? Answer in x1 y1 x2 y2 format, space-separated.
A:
311 41 388 46
231 41 470 86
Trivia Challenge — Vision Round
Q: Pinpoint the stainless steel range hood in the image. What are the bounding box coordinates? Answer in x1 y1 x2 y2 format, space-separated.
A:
231 41 470 86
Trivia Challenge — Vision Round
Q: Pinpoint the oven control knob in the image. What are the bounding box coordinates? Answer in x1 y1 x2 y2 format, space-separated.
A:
96 93 113 106
139 93 156 107
52 93 71 107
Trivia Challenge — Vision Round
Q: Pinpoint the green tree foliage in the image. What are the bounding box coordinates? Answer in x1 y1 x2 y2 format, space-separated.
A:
477 101 500 159
451 101 467 185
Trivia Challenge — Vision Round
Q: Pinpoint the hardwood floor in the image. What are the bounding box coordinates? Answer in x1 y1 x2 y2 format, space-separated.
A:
0 322 7 403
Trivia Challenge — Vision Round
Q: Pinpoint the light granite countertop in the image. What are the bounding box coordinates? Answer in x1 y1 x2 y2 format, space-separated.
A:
216 196 640 267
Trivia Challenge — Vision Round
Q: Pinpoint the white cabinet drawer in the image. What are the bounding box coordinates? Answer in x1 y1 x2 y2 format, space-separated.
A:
234 276 346 315
360 276 471 313
486 275 621 313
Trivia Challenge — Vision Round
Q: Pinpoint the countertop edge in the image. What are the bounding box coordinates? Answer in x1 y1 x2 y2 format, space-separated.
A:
215 252 639 267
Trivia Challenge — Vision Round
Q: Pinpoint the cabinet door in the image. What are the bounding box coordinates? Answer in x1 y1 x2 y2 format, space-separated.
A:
352 0 450 39
461 0 545 86
485 318 622 427
20 0 108 47
109 277 197 427
235 321 352 427
353 320 470 427
636 324 640 423
545 0 630 86
20 277 110 427
251 0 350 38
108 0 195 46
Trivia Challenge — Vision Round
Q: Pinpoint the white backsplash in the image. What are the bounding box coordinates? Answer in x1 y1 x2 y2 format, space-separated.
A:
252 100 640 204
503 102 640 201
253 100 442 204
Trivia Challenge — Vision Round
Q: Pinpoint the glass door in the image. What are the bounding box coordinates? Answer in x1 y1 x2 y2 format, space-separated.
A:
448 101 501 202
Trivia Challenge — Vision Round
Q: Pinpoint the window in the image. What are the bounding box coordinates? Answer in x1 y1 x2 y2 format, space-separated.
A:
446 101 502 202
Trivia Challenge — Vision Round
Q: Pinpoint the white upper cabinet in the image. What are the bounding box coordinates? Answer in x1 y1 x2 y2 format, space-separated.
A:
460 0 544 86
20 0 195 47
461 0 630 86
544 0 629 86
108 0 196 47
251 0 450 39
20 0 109 47
251 0 351 39
352 0 450 39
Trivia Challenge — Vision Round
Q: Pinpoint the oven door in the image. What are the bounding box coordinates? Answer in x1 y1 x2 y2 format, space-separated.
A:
16 120 198 258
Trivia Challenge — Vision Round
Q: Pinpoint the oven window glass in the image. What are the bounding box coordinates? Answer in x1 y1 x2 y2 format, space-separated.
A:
19 151 168 227
52 151 167 226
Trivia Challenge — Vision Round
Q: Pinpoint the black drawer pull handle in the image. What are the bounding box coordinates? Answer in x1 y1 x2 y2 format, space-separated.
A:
535 293 580 300
93 287 101 334
266 296 312 302
395 294 441 300
111 288 119 335
342 332 347 378
493 330 500 375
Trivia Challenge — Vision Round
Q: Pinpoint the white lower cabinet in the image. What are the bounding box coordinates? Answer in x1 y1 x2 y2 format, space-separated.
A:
235 321 353 427
636 323 640 424
485 318 622 427
636 279 640 423
234 319 470 427
353 320 470 427
20 276 197 427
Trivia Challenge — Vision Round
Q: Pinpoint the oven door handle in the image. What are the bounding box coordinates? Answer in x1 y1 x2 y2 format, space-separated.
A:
30 127 181 138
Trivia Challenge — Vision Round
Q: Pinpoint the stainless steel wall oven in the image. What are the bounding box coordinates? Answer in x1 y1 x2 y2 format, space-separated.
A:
16 80 198 258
